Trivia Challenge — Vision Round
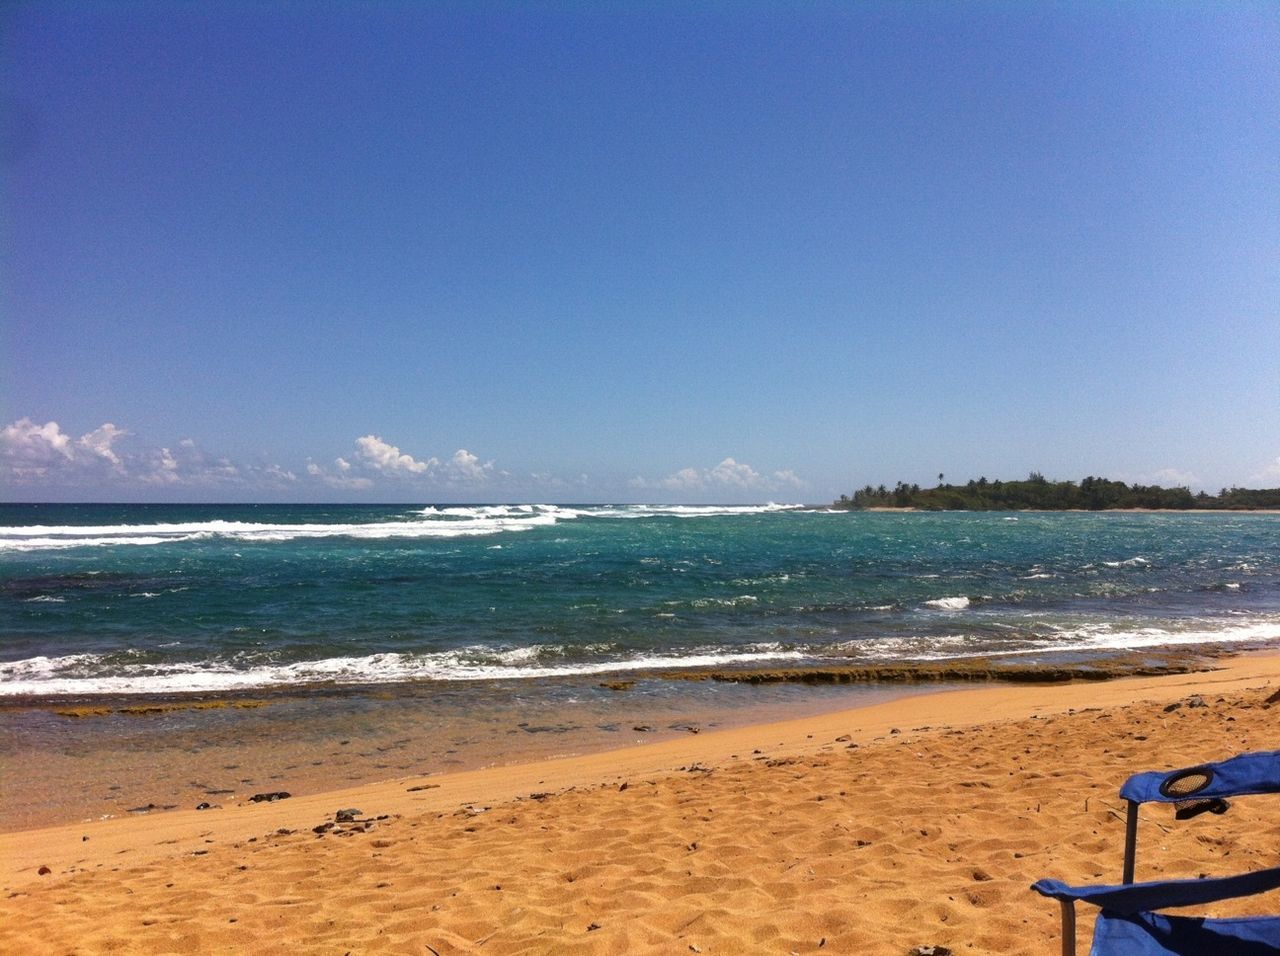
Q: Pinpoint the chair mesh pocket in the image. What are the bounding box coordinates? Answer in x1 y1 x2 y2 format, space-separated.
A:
1160 767 1227 819
1160 767 1213 798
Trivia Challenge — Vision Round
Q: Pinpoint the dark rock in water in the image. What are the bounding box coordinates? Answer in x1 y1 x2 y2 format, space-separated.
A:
335 808 362 823
248 791 291 803
517 722 576 734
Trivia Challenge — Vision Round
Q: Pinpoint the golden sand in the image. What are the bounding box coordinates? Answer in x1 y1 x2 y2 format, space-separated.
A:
3 652 1278 954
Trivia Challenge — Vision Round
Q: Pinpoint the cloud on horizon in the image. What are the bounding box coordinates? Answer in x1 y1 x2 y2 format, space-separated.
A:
630 457 805 495
1249 456 1280 486
306 436 497 488
1 418 130 480
1 418 803 502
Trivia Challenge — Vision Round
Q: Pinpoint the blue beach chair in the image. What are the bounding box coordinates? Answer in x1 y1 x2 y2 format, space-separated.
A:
1032 750 1280 955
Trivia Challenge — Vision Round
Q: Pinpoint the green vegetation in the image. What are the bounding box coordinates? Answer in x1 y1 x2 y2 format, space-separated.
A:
834 473 1280 511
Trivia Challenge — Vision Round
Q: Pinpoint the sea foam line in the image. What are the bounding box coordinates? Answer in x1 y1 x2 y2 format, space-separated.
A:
0 644 807 697
833 620 1280 663
0 503 808 552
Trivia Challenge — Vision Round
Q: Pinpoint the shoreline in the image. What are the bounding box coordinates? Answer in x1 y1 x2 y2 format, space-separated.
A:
0 650 1259 844
0 646 1227 713
1 648 1252 832
0 675 930 832
4 649 1279 952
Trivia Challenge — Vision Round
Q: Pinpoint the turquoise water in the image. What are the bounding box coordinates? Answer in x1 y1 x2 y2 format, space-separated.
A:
3 504 1279 698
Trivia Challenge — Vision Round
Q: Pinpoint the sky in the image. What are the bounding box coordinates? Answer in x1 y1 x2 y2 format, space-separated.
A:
2 1 1278 503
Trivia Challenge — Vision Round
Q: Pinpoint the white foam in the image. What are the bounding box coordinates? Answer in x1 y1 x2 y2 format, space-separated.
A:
924 596 971 610
0 643 807 697
0 503 810 552
827 619 1280 663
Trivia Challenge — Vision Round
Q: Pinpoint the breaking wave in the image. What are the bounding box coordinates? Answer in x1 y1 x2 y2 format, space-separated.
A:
834 619 1280 663
0 503 808 552
0 642 807 697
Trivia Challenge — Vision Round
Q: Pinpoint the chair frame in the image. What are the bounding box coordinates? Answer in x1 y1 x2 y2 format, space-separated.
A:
1038 750 1280 956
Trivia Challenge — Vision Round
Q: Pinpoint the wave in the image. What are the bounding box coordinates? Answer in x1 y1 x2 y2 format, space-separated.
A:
0 503 809 552
0 642 807 697
830 619 1280 663
924 596 971 610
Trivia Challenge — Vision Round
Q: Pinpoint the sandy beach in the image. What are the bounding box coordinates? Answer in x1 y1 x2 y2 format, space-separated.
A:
2 652 1278 954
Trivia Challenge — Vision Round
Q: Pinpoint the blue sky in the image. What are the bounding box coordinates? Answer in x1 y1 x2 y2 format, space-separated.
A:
3 1 1277 502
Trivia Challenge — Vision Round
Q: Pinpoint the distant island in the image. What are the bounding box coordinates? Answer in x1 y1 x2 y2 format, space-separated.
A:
833 473 1280 511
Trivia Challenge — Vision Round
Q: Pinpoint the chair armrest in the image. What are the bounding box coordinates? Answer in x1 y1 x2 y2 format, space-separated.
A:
1032 866 1280 915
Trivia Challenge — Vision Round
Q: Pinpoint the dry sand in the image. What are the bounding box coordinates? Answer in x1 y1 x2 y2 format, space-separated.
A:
3 652 1279 954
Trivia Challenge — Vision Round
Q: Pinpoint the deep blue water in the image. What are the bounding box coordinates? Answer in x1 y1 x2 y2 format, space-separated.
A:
3 504 1278 697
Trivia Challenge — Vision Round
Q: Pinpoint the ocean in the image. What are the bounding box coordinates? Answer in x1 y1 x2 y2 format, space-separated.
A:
4 503 1279 827
4 503 1279 697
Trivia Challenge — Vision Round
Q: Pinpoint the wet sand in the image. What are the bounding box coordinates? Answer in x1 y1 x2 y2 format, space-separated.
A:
0 677 922 831
2 651 1279 954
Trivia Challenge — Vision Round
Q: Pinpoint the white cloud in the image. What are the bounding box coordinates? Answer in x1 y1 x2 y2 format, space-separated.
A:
442 448 492 483
1 418 129 480
305 457 373 489
1 419 76 475
0 419 312 493
659 467 704 491
138 441 243 486
1248 456 1280 486
262 464 297 483
772 469 803 488
1146 468 1199 487
354 435 436 475
706 457 763 488
632 458 805 495
335 436 496 487
145 447 181 485
79 423 127 468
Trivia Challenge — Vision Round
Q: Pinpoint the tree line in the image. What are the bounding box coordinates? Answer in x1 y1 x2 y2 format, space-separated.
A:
834 473 1280 511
